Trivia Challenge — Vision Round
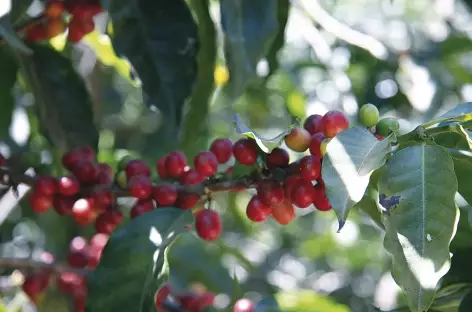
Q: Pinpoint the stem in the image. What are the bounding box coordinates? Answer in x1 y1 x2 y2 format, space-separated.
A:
396 124 460 145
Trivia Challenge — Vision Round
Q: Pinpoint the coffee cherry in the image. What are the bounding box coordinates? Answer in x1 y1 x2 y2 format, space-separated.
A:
283 175 301 198
156 156 169 179
175 192 200 210
46 18 66 38
320 138 330 157
22 274 49 298
91 189 114 207
256 180 285 206
35 176 57 196
181 168 204 185
72 198 98 225
304 114 323 135
116 170 127 189
233 138 258 165
118 155 134 171
130 199 155 218
375 134 384 140
56 271 85 294
359 104 379 128
95 212 117 234
153 184 178 206
376 117 400 137
155 285 170 310
29 191 52 213
246 196 272 222
72 160 99 184
52 194 75 215
309 132 326 159
321 110 349 138
195 292 215 311
313 181 332 211
210 138 233 164
128 175 152 199
25 24 48 41
194 151 218 177
45 0 65 18
233 298 255 312
284 127 311 152
299 155 321 181
96 163 113 185
68 236 89 268
73 296 86 312
125 159 151 178
265 147 289 169
291 180 316 208
68 16 94 42
195 209 222 241
57 176 79 196
87 245 104 269
166 151 187 178
271 200 295 225
91 233 109 249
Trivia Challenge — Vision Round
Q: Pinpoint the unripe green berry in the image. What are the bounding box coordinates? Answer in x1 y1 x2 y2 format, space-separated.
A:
116 170 128 189
376 117 400 137
359 104 380 128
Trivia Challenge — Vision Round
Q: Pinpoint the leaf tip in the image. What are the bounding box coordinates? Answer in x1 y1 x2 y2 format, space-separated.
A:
337 219 346 233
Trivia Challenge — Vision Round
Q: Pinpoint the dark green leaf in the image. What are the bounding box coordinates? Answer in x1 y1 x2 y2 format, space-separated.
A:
432 283 472 311
233 114 293 153
18 44 98 153
265 0 289 80
321 127 391 230
10 0 33 24
353 170 384 230
0 46 18 138
379 144 459 312
86 208 194 312
459 291 472 312
0 14 32 55
448 151 472 207
103 0 199 133
221 0 279 99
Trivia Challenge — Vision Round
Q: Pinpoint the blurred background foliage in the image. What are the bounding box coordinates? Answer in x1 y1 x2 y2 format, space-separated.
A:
2 0 472 311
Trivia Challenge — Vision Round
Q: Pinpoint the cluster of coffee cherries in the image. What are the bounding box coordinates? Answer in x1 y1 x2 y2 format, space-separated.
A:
20 233 108 311
25 0 102 43
358 103 400 139
155 283 256 312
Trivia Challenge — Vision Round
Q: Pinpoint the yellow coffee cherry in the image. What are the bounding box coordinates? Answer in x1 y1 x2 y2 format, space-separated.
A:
320 138 331 157
214 65 229 86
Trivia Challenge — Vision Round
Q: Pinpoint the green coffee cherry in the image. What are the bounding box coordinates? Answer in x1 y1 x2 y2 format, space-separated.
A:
376 117 400 137
116 170 128 189
359 104 380 128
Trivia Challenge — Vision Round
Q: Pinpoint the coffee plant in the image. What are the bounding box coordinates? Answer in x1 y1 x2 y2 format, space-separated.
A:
2 0 472 312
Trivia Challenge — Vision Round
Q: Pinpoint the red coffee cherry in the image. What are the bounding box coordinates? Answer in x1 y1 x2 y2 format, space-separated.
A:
125 159 151 178
195 209 222 241
22 274 49 298
56 271 85 294
130 199 155 219
233 138 258 165
283 175 301 198
321 110 349 138
52 194 75 215
166 151 187 178
57 176 80 196
256 180 285 206
299 155 321 181
72 160 99 184
128 175 152 199
291 179 316 208
91 189 114 207
265 147 289 169
25 24 48 41
155 284 170 311
67 236 89 268
313 181 332 211
153 184 178 206
45 0 65 19
303 114 323 135
175 192 200 210
29 191 52 213
210 138 233 164
180 168 204 185
284 127 311 152
156 156 169 179
35 176 57 196
72 198 98 225
271 200 295 225
95 212 118 234
246 196 272 222
68 16 94 43
194 151 218 177
233 298 255 312
309 132 326 159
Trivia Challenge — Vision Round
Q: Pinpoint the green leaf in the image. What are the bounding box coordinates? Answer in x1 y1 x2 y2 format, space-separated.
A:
233 114 293 153
85 208 194 312
18 44 99 153
254 296 281 312
0 46 18 138
220 0 279 99
321 126 392 230
103 0 199 133
275 290 350 312
378 144 459 312
0 14 32 55
428 103 472 126
431 283 472 311
459 291 472 312
353 173 385 230
448 151 472 206
10 0 33 24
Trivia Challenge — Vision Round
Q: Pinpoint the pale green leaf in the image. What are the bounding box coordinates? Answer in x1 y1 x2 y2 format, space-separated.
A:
427 103 472 126
321 126 391 230
379 144 459 312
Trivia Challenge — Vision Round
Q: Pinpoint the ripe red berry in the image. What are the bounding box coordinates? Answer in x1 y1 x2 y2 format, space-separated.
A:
52 194 75 215
291 180 316 208
271 200 295 225
95 212 117 234
180 168 204 185
91 189 114 208
56 271 85 294
68 236 89 268
313 182 332 211
128 175 152 199
73 296 86 312
195 209 222 241
166 151 187 178
175 192 200 210
25 24 48 41
256 180 285 206
68 17 94 42
45 0 65 19
155 285 170 310
86 244 103 269
299 155 321 181
76 146 96 160
265 147 289 169
246 196 272 222
125 159 151 178
22 274 49 298
283 175 301 198
153 184 178 206
321 110 349 138
375 134 384 140
304 114 323 135
194 292 215 311
156 156 169 179
29 192 52 213
233 138 258 165
72 160 99 184
210 138 233 164
91 233 109 249
35 176 57 196
130 199 155 219
309 132 326 159
194 151 218 177
284 127 311 152
57 176 79 196
95 163 113 185
233 298 255 312
72 198 98 225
